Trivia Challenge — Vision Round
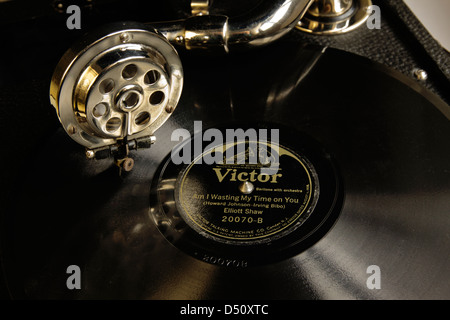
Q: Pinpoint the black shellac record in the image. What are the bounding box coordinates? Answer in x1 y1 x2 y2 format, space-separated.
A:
150 123 343 266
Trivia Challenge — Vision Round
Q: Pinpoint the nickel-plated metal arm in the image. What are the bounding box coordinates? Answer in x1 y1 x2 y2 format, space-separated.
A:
151 0 313 53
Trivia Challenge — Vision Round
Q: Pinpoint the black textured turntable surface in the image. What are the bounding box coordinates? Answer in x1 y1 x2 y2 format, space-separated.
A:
1 42 449 299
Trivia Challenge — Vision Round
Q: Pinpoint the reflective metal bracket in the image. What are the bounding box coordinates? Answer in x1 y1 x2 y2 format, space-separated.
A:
297 0 372 35
153 0 313 53
191 0 210 16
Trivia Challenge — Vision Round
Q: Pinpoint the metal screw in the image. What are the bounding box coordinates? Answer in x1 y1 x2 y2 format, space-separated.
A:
175 36 184 45
413 68 428 81
119 32 131 43
67 125 77 135
86 150 95 159
54 1 65 13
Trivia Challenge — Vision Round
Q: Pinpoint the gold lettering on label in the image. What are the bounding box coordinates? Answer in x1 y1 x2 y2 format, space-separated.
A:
212 168 282 183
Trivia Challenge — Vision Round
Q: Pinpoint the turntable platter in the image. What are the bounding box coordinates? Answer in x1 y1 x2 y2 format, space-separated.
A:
2 43 450 300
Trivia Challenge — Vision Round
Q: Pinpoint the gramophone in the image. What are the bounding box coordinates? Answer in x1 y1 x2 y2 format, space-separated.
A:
0 0 449 300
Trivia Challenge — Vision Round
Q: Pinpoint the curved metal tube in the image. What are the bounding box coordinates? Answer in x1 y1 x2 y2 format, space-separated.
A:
151 0 313 52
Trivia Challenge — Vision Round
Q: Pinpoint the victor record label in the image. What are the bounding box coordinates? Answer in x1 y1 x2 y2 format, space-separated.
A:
176 140 320 244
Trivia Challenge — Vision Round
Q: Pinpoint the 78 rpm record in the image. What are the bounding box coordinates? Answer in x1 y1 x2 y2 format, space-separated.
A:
150 123 343 266
2 42 450 299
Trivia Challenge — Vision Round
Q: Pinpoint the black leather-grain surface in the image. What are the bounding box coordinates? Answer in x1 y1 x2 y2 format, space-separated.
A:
287 0 450 104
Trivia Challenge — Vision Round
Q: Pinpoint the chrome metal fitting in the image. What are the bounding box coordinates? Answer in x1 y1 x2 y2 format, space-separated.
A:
153 0 313 53
297 0 372 35
50 22 183 163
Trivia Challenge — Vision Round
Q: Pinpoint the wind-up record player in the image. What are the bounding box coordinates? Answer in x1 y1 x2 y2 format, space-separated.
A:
0 0 449 300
